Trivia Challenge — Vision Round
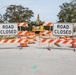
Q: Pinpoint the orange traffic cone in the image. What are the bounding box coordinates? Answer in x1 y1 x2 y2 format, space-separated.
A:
20 35 28 47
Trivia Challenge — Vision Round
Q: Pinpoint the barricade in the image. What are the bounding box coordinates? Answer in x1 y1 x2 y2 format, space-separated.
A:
0 38 28 44
18 22 28 26
19 31 29 47
39 22 76 52
42 22 53 38
0 22 29 49
18 22 29 47
41 38 75 50
38 22 53 38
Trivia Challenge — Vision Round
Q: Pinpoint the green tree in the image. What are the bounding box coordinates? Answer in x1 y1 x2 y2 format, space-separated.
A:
0 20 4 23
71 0 76 2
3 5 34 23
0 14 4 23
57 2 76 22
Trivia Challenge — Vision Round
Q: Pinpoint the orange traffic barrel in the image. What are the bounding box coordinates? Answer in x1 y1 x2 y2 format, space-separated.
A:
28 38 35 44
27 32 35 44
20 36 28 47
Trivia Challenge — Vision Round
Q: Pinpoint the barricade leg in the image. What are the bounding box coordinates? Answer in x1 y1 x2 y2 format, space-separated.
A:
72 44 76 52
19 43 23 50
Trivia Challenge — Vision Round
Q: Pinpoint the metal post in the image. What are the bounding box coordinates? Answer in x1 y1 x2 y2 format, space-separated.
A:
47 25 51 51
74 23 76 52
19 26 22 50
71 23 75 52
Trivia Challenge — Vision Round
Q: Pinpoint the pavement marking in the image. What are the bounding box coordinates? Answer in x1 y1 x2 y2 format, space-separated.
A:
38 54 42 57
32 65 37 70
32 49 45 70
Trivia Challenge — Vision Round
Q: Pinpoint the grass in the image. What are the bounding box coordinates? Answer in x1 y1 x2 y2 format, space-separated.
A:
0 36 17 40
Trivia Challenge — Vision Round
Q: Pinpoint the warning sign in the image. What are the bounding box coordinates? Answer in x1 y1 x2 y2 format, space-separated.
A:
0 23 18 35
53 23 73 36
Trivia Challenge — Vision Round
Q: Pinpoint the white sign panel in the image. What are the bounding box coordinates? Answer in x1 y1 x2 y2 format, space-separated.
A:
53 23 73 36
0 23 18 35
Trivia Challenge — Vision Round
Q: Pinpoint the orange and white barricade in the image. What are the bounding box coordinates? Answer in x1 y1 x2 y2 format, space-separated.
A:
41 38 73 45
18 22 28 27
0 38 28 44
20 37 29 47
18 22 29 47
41 22 53 38
41 38 75 48
0 22 29 49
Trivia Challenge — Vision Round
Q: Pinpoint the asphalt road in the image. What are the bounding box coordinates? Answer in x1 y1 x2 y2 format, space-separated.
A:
0 39 76 75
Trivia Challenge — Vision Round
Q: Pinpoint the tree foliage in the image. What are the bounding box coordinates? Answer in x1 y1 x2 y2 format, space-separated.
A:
3 5 34 23
57 2 76 22
71 0 76 2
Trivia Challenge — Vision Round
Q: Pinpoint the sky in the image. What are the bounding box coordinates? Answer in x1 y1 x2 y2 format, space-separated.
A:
0 0 70 22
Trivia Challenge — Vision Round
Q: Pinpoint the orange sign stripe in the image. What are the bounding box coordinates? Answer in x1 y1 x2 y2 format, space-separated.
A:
10 39 15 43
48 39 54 43
70 40 76 44
63 40 69 44
17 39 22 43
23 22 28 26
24 39 28 43
42 39 47 43
3 39 8 43
47 22 52 26
47 30 52 34
18 31 22 35
24 31 28 35
55 40 61 44
25 31 29 35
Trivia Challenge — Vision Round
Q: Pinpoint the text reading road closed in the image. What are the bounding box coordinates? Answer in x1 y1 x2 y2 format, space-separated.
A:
53 23 73 36
0 24 18 35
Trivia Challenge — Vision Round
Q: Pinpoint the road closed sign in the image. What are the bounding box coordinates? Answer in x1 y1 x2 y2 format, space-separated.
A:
53 23 73 36
0 23 18 35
